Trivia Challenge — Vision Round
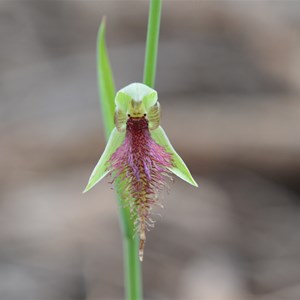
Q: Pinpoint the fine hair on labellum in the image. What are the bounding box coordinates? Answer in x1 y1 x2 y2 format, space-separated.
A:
109 116 173 261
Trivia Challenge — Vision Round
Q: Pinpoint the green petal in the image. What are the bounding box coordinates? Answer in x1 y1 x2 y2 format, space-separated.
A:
147 101 160 130
151 126 198 187
83 128 125 193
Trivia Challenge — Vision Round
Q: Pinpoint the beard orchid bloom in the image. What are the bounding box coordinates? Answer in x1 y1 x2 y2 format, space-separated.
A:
84 83 197 261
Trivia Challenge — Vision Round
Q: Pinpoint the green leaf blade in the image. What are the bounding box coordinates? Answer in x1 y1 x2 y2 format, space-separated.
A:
83 128 125 193
97 17 116 138
84 17 119 194
151 126 198 187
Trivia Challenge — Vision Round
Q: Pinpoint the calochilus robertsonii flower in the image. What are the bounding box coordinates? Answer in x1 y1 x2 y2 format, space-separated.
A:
84 82 198 261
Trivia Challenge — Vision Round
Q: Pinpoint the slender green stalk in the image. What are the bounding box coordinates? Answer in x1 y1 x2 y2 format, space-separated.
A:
143 0 162 88
124 237 142 300
97 1 162 298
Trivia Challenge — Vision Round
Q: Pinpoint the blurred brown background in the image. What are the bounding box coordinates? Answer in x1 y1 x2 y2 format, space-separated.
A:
1 1 300 299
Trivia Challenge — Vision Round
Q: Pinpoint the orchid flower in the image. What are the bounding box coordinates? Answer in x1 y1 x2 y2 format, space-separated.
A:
84 82 197 261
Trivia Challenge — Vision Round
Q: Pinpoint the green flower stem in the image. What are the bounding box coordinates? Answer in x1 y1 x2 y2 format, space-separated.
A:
143 0 162 88
124 236 142 300
97 0 162 298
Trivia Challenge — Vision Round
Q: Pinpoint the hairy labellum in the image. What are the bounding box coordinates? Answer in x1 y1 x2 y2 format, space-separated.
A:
109 116 173 261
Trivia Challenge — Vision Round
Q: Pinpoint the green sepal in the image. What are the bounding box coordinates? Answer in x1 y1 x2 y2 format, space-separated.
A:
119 82 156 103
83 128 125 193
142 91 158 110
115 91 132 114
151 126 198 187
